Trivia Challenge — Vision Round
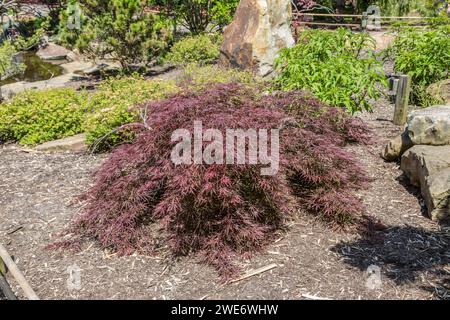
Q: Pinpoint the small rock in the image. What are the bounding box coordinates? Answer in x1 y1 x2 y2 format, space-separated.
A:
0 81 27 100
66 50 84 62
36 43 71 61
79 62 121 76
35 134 87 152
401 145 450 222
381 129 414 161
60 61 93 74
427 79 450 105
407 105 450 146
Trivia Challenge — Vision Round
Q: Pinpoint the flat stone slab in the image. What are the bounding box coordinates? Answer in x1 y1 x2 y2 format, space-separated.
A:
407 105 450 146
60 61 93 74
0 73 88 100
36 43 71 61
401 145 450 222
78 61 121 76
35 133 87 152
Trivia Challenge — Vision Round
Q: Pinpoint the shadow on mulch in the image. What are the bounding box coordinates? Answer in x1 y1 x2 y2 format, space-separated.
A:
395 173 429 218
332 225 450 299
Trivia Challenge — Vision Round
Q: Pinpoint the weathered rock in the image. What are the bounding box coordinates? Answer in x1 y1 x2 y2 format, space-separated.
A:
401 145 450 222
427 79 450 105
35 134 87 152
220 0 294 78
36 43 71 61
60 61 93 74
0 81 27 100
78 61 121 76
66 49 85 62
407 105 450 145
381 129 414 161
425 168 450 222
0 73 88 100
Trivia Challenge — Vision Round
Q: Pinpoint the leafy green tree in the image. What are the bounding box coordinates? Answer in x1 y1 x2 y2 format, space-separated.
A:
386 25 450 106
0 40 25 81
158 0 239 34
59 0 172 71
275 28 386 114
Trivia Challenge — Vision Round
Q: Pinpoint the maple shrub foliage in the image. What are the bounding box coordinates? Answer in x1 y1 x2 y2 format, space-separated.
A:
57 83 373 280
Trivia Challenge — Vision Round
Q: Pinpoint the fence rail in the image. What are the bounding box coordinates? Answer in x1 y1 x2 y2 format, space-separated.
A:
292 12 433 30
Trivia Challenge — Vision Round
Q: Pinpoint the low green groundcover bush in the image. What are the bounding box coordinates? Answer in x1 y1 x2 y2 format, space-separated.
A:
0 67 260 150
385 25 450 106
165 34 222 66
83 76 178 151
0 88 87 145
275 28 386 114
85 67 259 151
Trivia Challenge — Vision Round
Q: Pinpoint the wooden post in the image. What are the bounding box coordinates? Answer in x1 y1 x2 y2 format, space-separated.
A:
361 12 368 30
393 74 411 126
0 272 18 300
0 244 39 300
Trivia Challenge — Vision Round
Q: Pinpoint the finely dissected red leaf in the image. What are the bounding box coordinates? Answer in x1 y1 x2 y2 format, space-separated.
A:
54 83 372 280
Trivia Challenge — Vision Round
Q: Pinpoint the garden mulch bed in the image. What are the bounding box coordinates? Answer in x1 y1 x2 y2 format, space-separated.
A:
0 97 449 300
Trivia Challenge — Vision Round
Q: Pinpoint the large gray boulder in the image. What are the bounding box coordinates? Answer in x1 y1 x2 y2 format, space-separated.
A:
382 105 450 162
401 145 450 222
407 105 450 146
220 0 295 78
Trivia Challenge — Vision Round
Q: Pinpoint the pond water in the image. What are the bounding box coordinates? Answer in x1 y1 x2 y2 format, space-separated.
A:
0 52 64 86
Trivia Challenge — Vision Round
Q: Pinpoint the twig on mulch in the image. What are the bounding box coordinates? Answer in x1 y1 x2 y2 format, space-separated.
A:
302 293 331 300
229 264 278 284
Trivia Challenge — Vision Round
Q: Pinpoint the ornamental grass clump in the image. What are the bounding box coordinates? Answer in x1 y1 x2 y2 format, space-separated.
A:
57 83 372 280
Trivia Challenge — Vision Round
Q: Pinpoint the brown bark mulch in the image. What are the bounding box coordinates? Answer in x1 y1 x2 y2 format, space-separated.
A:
0 96 448 300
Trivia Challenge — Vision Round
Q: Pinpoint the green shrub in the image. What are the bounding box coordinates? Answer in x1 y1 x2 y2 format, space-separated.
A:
0 88 86 145
0 65 262 149
275 28 386 114
59 0 172 70
165 34 222 65
13 18 50 51
0 41 25 80
84 66 259 151
177 63 261 89
386 26 450 106
83 76 178 151
159 0 239 34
